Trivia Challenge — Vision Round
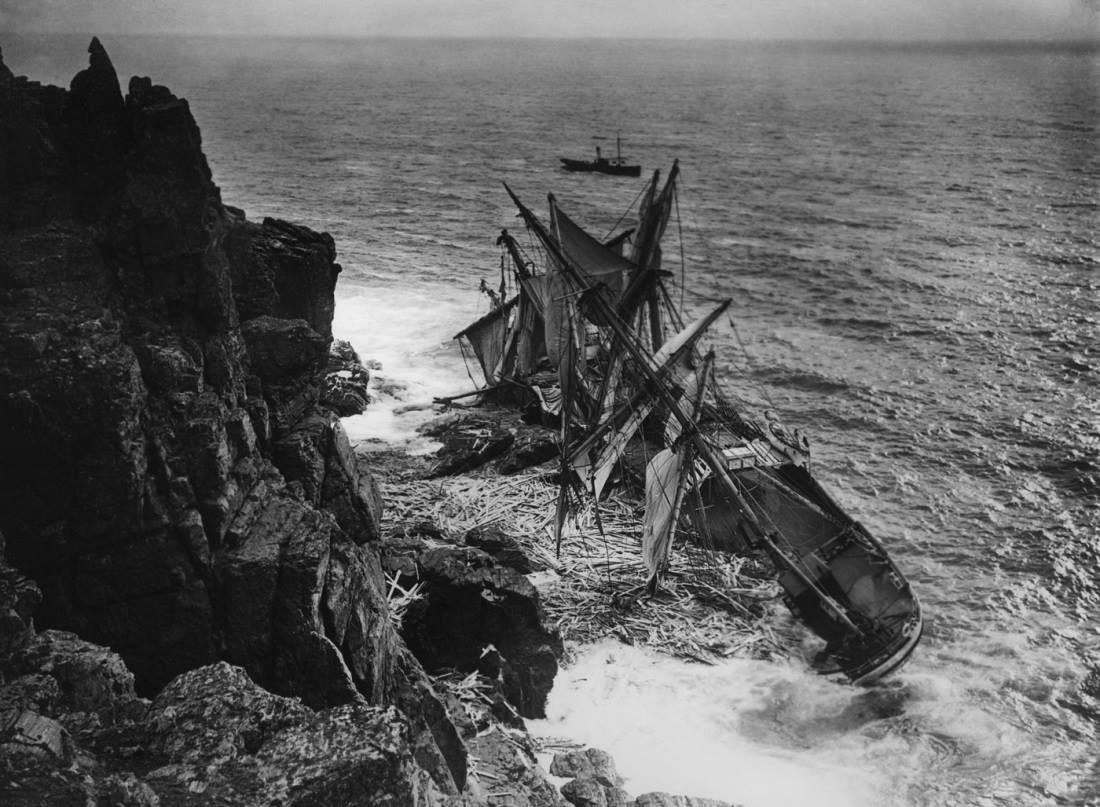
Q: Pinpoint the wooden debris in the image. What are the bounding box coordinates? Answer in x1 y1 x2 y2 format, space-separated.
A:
381 464 787 665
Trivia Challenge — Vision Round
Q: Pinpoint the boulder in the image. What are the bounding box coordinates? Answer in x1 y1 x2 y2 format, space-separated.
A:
498 428 559 475
465 524 534 574
5 629 146 721
141 662 447 805
560 778 608 807
553 747 632 807
321 338 371 416
468 727 567 807
393 544 563 718
550 748 624 788
422 414 517 477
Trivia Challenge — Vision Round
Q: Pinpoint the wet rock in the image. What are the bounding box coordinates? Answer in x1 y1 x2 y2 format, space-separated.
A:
143 662 446 805
498 428 559 475
465 524 534 573
0 709 73 766
321 338 371 416
242 316 329 432
393 658 468 793
224 215 340 341
428 418 516 477
396 544 563 718
550 747 624 787
0 541 40 658
468 727 567 807
97 773 161 807
271 412 383 542
561 777 607 807
7 629 146 721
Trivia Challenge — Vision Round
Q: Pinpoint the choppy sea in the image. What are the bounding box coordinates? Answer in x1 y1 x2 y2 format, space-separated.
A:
7 33 1099 807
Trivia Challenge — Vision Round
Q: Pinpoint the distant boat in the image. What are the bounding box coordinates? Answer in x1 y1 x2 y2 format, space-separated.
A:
560 134 641 177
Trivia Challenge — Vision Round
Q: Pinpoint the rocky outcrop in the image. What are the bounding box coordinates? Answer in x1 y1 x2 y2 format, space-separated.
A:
139 663 445 806
552 748 631 807
0 536 468 806
0 38 476 795
421 409 560 478
383 538 563 719
322 338 372 416
548 748 742 807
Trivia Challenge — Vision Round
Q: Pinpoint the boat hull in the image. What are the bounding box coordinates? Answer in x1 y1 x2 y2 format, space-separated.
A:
560 157 641 177
690 454 923 685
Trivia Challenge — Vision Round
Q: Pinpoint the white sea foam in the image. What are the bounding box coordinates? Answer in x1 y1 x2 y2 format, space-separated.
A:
529 641 889 807
333 281 485 452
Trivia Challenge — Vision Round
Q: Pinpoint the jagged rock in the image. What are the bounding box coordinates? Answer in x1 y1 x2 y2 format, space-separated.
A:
98 773 161 807
0 674 61 717
224 215 340 341
242 315 329 432
271 412 383 542
560 777 608 807
5 629 146 721
550 748 624 788
602 786 633 807
465 524 534 574
0 539 40 658
199 456 399 711
243 316 328 383
468 728 567 807
395 544 563 718
142 662 447 805
321 338 371 416
498 428 559 475
393 658 468 793
65 36 129 200
0 709 73 766
421 413 517 477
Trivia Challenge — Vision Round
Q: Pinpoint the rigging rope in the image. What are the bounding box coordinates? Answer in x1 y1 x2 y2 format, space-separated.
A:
602 181 649 243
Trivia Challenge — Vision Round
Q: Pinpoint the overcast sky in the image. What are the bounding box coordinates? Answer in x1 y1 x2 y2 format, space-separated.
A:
2 0 1098 40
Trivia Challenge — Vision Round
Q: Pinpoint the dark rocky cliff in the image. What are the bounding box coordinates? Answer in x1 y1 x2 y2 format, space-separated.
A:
0 38 472 801
0 35 391 707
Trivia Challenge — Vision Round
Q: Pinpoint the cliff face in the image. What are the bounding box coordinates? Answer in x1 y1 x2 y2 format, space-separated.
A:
0 37 593 807
0 38 398 714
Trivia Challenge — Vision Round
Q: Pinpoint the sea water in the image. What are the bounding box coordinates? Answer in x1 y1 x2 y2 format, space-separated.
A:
6 34 1099 806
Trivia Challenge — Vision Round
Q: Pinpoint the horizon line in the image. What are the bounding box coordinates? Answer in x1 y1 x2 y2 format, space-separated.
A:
5 30 1100 46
